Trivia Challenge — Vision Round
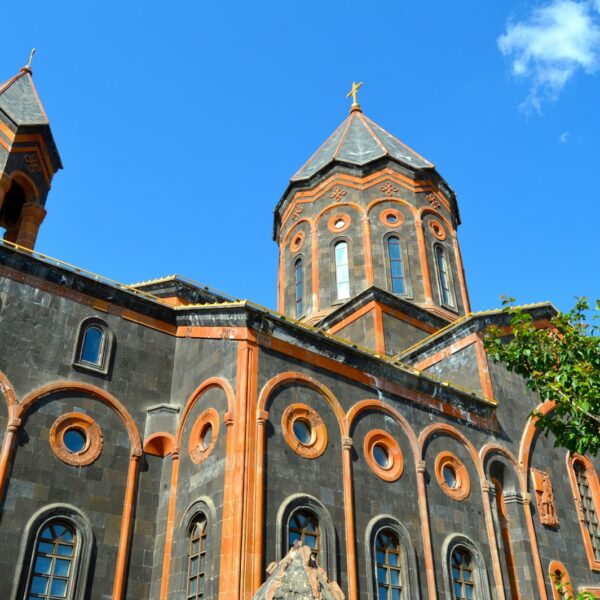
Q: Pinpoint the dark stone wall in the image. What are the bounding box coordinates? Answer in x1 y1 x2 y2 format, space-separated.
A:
424 344 482 396
334 312 374 349
382 312 430 356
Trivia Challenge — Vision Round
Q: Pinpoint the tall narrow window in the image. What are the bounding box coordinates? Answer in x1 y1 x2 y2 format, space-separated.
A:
435 245 455 308
288 510 320 555
26 521 77 600
295 258 304 317
80 325 104 366
187 515 207 599
451 547 475 600
387 236 406 295
375 530 403 599
574 461 600 560
334 241 350 300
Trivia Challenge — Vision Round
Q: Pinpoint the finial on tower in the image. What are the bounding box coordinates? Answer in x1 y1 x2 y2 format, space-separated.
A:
346 81 363 113
21 48 36 74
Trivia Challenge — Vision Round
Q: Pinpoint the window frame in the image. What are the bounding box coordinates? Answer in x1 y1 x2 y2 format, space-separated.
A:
178 498 218 599
365 516 419 600
12 504 94 600
186 514 208 600
433 243 456 310
384 233 411 298
567 454 600 571
441 534 491 600
72 318 113 375
548 560 573 600
332 238 352 303
294 256 304 318
276 493 337 580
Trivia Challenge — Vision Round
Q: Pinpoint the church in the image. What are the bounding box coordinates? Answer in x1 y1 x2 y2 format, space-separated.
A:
0 61 598 600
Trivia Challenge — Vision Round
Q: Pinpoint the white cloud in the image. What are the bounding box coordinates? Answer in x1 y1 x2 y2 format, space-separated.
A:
559 131 571 142
498 1 600 112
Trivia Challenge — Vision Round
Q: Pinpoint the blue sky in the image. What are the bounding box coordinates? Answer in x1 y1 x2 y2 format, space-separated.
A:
2 0 599 313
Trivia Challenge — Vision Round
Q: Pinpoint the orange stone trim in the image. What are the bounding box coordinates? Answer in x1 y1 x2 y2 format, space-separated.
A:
49 412 103 466
188 407 220 464
452 232 471 313
281 403 328 459
363 428 403 482
428 219 446 241
327 212 352 233
434 450 470 500
548 560 573 600
143 432 175 457
379 207 404 228
566 453 600 572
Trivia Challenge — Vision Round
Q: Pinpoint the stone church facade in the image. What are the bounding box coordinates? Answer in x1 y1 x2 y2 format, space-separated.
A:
0 63 598 600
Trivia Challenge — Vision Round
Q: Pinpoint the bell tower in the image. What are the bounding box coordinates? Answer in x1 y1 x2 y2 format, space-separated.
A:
274 85 471 352
0 53 62 249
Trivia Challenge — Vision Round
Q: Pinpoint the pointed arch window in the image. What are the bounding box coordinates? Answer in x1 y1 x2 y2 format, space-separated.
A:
386 236 406 295
295 258 304 317
288 510 320 556
334 241 350 301
187 514 208 599
435 245 455 308
26 521 77 600
375 530 403 599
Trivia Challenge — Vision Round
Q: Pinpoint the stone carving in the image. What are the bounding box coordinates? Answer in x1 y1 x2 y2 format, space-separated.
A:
291 205 304 221
253 541 345 600
426 192 441 209
379 182 399 197
328 187 347 202
532 468 559 527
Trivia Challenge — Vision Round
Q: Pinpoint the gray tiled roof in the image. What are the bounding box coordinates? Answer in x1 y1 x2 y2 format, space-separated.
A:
0 69 48 126
291 109 433 182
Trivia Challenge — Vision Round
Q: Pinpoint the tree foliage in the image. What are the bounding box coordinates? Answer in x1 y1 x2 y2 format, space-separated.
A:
485 298 600 456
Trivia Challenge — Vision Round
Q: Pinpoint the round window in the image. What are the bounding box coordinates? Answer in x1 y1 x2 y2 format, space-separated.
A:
379 208 404 228
189 408 220 465
428 219 447 240
435 451 470 501
443 464 457 488
373 443 390 468
201 423 213 450
282 403 327 459
386 214 398 224
50 412 103 467
327 213 351 233
63 428 87 454
293 419 313 445
363 430 403 482
334 218 345 229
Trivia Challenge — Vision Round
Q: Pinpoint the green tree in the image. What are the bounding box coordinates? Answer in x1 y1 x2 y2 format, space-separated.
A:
485 298 600 456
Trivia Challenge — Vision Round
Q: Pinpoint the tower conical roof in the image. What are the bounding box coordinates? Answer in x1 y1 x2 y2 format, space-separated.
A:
291 108 433 182
253 543 344 600
0 68 49 126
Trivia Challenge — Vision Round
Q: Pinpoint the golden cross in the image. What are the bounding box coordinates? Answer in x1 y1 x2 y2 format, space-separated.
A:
346 81 363 111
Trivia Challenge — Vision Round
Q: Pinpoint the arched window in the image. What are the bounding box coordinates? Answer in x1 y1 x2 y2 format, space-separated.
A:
435 245 455 308
573 459 600 561
334 241 350 300
80 326 104 365
295 258 304 317
73 319 112 374
386 236 406 295
549 560 573 600
375 530 403 599
288 510 320 555
451 547 475 599
26 521 77 600
442 535 491 600
187 515 207 599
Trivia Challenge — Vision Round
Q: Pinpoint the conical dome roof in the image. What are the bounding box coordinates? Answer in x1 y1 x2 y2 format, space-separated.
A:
253 542 344 600
291 108 433 182
0 68 49 126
